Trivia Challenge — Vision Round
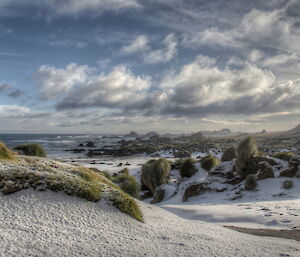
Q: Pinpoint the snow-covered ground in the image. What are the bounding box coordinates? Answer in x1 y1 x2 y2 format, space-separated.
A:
0 190 299 257
72 156 300 231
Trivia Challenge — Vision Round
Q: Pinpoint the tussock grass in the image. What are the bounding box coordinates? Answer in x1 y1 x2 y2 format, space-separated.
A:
111 173 140 199
14 144 46 157
221 147 237 162
0 157 143 222
180 158 197 178
141 158 170 194
0 142 15 160
201 155 219 171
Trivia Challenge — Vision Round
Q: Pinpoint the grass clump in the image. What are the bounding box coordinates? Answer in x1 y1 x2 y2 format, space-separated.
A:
0 142 14 160
244 174 257 190
221 147 237 162
235 137 258 174
0 159 143 222
141 158 170 194
180 158 197 178
14 144 46 157
272 152 294 162
110 191 143 222
112 173 140 199
282 180 293 189
201 155 219 171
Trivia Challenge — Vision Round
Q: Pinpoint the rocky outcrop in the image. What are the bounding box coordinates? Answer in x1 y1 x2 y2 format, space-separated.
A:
182 182 209 202
257 166 274 180
280 155 300 177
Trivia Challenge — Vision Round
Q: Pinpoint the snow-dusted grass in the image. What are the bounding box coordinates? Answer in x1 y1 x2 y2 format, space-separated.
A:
1 190 299 257
0 142 15 160
0 156 143 222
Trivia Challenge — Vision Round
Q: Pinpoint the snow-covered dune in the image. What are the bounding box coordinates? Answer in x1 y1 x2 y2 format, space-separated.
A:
0 190 299 257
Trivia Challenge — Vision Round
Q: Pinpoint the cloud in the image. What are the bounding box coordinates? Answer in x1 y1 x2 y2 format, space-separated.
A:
0 83 12 93
182 7 300 55
0 105 30 118
144 33 177 64
35 63 92 100
0 0 141 17
119 33 178 64
56 65 151 110
119 35 149 55
0 83 24 98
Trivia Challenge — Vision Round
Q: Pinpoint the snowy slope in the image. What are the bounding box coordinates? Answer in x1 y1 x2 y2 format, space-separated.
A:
0 190 299 257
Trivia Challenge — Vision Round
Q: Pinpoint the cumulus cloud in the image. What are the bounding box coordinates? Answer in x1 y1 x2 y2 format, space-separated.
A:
43 64 152 110
35 63 92 100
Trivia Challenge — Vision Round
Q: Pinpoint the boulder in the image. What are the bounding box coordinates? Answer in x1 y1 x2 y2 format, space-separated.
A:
257 166 274 180
182 182 209 202
280 167 297 177
226 175 244 185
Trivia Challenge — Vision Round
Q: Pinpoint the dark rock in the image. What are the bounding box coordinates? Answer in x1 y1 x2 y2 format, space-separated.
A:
243 156 277 174
86 142 95 147
280 167 297 177
226 175 244 185
2 181 20 195
78 143 84 147
140 191 152 200
117 163 123 167
182 182 209 202
257 166 274 179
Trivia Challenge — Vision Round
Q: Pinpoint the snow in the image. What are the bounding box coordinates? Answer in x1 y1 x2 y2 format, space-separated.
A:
75 156 300 231
1 190 299 257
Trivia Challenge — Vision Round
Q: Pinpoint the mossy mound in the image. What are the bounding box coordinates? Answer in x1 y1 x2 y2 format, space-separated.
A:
244 174 257 190
282 180 293 189
272 152 294 162
14 144 46 157
221 147 237 162
180 158 197 178
235 137 258 174
0 142 14 160
0 156 143 222
201 155 219 171
141 158 170 194
111 173 140 199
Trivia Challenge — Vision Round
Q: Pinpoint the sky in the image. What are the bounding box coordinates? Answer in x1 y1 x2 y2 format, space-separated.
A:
0 0 300 134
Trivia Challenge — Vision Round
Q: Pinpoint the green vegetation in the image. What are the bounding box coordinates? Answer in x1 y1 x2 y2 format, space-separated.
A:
0 142 14 160
235 137 258 174
282 180 293 189
112 173 140 199
0 158 143 222
14 144 46 157
244 175 257 190
272 152 294 161
221 147 237 162
179 158 197 177
201 155 219 171
141 158 171 194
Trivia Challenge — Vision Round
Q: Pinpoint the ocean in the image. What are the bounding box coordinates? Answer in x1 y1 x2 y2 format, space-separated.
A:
0 134 123 160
